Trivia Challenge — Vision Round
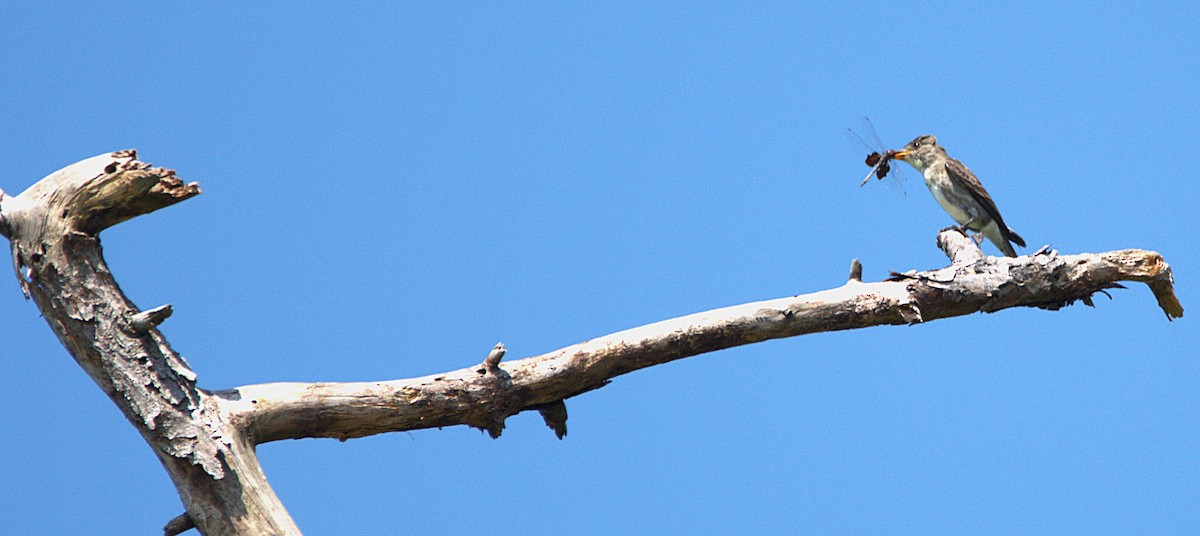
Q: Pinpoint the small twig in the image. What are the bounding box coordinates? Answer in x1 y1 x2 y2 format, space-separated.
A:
848 258 863 282
936 227 984 265
162 512 195 536
131 304 173 333
483 342 506 371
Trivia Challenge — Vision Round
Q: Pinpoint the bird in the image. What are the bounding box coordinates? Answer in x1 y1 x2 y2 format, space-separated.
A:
892 135 1026 257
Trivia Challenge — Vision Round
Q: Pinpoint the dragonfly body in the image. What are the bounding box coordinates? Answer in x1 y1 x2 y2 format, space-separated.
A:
846 118 906 195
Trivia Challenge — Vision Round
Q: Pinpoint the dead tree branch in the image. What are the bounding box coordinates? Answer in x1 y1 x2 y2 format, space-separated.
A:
2 152 298 535
1 151 1182 535
221 229 1181 446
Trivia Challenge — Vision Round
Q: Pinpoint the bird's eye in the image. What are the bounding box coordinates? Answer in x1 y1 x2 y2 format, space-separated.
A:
913 140 921 147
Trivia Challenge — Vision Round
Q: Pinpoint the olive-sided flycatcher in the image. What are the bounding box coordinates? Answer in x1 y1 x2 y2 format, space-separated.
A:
893 135 1026 257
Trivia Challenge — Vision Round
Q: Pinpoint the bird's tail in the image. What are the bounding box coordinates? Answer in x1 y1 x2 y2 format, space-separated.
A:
995 240 1018 257
992 227 1024 257
1007 228 1026 248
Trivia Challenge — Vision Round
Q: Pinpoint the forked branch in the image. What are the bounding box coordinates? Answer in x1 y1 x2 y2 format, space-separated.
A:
3 152 297 536
1 151 1181 536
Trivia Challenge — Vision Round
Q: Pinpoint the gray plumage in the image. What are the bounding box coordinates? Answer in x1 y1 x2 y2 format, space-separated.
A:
894 135 1025 257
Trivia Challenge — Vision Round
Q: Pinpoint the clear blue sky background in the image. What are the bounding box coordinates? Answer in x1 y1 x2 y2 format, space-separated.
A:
1 3 1196 534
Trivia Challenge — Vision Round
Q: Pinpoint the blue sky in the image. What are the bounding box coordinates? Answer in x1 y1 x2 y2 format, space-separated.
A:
1 2 1196 534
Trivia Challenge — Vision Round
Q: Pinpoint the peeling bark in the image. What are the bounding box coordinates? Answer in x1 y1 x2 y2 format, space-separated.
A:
1 151 1182 535
2 152 298 535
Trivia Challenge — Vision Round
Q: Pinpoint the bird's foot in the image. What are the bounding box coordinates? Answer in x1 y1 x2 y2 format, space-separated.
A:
954 217 980 239
938 225 968 237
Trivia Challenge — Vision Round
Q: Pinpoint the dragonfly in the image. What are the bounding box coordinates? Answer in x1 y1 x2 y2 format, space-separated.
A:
845 117 907 197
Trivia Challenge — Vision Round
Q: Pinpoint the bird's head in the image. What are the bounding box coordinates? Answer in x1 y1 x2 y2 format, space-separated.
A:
893 134 942 171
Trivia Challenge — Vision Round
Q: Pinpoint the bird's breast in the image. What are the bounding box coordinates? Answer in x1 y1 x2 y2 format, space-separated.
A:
924 170 975 226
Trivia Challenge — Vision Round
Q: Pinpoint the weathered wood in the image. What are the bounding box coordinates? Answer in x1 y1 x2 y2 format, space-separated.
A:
2 151 1182 535
2 152 298 535
221 230 1181 445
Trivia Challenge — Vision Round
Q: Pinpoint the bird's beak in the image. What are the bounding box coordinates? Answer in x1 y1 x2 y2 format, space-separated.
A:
892 150 910 161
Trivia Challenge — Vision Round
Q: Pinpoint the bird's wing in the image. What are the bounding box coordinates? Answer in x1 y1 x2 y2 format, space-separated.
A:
943 157 1023 247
